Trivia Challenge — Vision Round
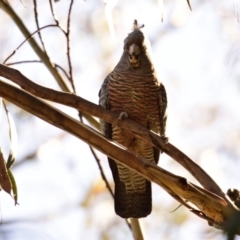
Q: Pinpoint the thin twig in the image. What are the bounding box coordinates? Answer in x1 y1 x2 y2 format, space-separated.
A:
3 24 58 64
64 0 107 206
79 112 112 202
0 1 69 91
48 0 66 33
83 121 117 216
0 1 98 129
71 32 115 231
61 1 114 231
33 0 47 52
6 60 42 65
66 0 75 92
6 60 70 80
0 63 225 199
89 147 114 197
46 1 115 231
83 120 132 230
55 64 71 80
130 218 144 240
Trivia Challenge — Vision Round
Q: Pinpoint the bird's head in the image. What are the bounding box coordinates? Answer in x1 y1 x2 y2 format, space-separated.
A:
123 20 147 68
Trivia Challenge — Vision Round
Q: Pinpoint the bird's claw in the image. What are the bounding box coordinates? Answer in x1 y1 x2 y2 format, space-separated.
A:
162 135 169 144
160 135 168 153
118 112 128 120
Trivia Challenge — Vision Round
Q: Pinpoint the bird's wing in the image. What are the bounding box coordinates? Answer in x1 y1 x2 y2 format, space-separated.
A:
99 74 152 218
99 74 119 186
153 82 168 164
98 74 112 138
158 82 168 137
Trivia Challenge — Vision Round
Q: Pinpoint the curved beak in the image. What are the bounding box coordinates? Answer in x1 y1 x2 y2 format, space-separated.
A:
128 44 140 67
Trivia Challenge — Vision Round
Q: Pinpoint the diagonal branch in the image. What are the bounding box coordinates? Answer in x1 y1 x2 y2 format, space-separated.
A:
0 78 238 233
0 64 225 198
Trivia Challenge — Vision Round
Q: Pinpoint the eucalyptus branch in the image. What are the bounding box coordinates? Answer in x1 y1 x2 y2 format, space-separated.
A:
0 64 224 198
0 77 238 234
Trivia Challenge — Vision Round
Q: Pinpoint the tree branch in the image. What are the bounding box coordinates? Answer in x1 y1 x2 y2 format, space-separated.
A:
0 64 224 198
0 64 239 233
0 79 232 225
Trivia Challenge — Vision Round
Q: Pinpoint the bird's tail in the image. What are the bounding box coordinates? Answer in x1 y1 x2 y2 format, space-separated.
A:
109 158 152 218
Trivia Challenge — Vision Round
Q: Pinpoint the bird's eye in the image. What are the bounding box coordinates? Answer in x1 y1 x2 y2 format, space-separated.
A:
129 54 132 59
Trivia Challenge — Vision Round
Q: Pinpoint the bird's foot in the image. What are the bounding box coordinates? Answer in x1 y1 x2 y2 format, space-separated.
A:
118 112 128 120
160 135 169 153
162 135 169 144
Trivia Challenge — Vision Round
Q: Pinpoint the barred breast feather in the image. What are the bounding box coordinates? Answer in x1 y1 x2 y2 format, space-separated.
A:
99 20 167 218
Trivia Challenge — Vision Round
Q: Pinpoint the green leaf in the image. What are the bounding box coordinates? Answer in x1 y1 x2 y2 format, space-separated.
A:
3 100 17 169
0 149 12 196
7 169 18 205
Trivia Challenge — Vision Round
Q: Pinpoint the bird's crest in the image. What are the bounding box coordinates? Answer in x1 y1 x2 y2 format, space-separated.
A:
132 19 144 31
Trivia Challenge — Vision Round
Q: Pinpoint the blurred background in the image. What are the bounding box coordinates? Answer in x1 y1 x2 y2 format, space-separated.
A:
0 0 240 239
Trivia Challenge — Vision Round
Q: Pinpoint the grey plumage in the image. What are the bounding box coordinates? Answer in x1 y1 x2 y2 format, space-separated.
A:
99 20 167 218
